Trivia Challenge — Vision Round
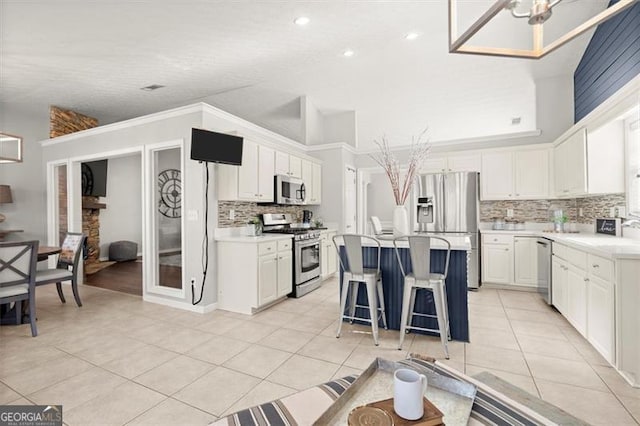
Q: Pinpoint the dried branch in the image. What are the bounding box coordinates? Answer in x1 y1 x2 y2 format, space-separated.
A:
369 128 431 205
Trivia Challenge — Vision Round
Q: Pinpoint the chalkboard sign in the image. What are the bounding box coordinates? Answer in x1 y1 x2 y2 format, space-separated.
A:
595 218 621 236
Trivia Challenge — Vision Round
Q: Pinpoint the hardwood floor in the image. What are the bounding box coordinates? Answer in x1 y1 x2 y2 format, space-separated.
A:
85 260 181 296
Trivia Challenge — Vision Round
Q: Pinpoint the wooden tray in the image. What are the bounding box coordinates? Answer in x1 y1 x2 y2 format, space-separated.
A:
367 397 444 426
314 358 476 425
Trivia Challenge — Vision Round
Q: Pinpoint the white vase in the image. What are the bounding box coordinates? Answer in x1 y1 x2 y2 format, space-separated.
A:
393 205 410 236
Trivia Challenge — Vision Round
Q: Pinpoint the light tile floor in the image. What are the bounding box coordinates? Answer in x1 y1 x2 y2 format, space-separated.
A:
1 278 639 425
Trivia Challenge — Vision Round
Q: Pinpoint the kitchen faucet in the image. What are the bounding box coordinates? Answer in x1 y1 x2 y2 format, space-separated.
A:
622 212 640 229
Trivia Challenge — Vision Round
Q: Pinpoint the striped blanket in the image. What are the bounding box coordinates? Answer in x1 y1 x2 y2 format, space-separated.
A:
212 358 582 426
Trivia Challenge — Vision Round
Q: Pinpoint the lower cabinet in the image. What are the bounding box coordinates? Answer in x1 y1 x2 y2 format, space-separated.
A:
481 234 513 285
320 231 338 279
258 253 278 306
551 243 615 363
277 251 293 298
218 238 293 314
566 265 588 336
587 274 614 361
551 256 568 315
514 237 537 286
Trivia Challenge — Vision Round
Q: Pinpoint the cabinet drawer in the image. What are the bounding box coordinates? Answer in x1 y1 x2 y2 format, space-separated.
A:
277 239 292 252
482 234 513 245
258 241 277 256
552 243 567 259
564 246 587 270
588 254 613 281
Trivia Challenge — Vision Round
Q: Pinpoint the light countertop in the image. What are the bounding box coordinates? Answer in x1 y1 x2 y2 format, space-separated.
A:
481 229 640 260
336 234 471 251
215 234 293 243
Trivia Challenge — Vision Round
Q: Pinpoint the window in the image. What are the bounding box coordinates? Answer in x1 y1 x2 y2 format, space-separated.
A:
626 114 640 217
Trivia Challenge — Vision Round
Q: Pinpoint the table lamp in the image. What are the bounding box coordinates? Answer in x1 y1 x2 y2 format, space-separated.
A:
0 185 13 223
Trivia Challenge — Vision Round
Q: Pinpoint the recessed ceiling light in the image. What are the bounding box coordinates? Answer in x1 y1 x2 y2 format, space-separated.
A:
405 32 420 40
343 49 355 57
140 84 165 91
294 16 310 26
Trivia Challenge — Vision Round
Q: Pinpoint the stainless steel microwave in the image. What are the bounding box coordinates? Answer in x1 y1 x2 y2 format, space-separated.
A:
275 175 306 205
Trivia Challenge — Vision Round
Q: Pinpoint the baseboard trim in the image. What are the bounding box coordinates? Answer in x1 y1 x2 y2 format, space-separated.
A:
481 283 538 292
142 293 218 314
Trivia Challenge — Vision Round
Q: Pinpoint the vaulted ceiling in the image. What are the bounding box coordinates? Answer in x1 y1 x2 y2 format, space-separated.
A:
0 0 608 147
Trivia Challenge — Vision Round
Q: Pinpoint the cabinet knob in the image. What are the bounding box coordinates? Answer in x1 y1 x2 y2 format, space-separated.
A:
493 238 498 242
516 194 520 196
509 194 512 197
584 278 590 282
504 248 509 251
592 264 599 268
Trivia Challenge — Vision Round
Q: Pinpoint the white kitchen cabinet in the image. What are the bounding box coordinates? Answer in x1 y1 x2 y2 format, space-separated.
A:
448 154 481 172
587 274 614 362
420 157 448 173
218 237 293 314
276 251 293 298
258 253 278 306
218 141 274 202
311 162 322 204
275 151 290 176
420 155 480 174
300 159 322 205
274 151 303 179
481 148 549 200
320 230 337 279
301 159 313 204
481 152 514 199
554 129 587 197
566 265 588 336
514 150 549 198
514 237 537 287
481 234 513 284
237 140 259 200
554 124 624 198
552 256 568 315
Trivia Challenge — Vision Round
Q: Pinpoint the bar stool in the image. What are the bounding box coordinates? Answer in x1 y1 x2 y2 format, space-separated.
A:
333 234 388 345
393 235 451 358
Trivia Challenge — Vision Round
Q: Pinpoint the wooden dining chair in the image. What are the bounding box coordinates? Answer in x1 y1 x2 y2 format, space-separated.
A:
0 240 39 336
35 233 87 307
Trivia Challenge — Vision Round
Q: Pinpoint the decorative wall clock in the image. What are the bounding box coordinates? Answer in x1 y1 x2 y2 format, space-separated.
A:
158 168 182 218
81 163 93 196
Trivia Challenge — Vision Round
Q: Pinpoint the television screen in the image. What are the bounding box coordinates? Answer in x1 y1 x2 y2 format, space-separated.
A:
190 128 243 165
81 159 108 197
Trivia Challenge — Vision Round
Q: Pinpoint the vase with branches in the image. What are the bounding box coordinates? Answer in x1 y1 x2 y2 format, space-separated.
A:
369 129 431 235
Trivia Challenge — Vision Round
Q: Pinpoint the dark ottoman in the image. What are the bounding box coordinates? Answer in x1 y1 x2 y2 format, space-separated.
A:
109 240 138 262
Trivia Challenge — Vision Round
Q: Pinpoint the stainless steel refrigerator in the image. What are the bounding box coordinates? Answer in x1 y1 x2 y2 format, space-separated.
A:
414 172 480 289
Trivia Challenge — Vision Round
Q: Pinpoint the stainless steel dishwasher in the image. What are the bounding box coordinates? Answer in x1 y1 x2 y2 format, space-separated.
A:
536 238 552 304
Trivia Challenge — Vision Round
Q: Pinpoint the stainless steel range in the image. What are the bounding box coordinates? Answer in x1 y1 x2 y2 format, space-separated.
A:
262 213 322 298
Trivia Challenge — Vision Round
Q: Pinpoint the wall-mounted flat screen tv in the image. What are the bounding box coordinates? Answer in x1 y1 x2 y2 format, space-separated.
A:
81 159 108 197
190 128 243 165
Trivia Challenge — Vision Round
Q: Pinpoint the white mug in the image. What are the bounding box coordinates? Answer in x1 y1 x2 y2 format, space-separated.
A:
393 368 427 420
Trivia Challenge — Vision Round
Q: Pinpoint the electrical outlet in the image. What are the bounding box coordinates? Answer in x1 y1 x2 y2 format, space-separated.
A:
506 209 514 218
190 277 196 285
610 207 616 217
229 209 235 220
187 210 198 221
578 208 584 217
617 206 627 218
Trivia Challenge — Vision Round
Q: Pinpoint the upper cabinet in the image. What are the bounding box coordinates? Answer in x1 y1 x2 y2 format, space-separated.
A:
420 154 480 174
301 159 322 205
553 124 624 198
275 152 302 179
481 148 549 200
224 141 275 202
218 139 321 204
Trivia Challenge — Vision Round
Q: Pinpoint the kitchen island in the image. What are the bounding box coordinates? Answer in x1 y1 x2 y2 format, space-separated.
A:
336 235 471 342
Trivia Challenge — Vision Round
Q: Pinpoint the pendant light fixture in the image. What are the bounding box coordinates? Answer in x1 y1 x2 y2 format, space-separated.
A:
448 0 638 59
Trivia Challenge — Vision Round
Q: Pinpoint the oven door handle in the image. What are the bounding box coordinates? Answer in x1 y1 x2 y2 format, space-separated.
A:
296 239 320 248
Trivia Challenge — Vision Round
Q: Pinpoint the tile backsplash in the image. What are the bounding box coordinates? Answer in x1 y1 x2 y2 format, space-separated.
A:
480 194 626 224
218 201 305 227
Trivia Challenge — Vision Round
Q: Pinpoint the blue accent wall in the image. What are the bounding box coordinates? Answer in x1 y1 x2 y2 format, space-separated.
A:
574 0 640 123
